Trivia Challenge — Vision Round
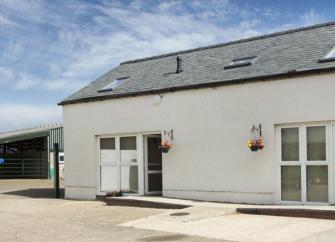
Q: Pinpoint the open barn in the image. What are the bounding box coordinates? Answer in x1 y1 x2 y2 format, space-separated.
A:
0 124 63 179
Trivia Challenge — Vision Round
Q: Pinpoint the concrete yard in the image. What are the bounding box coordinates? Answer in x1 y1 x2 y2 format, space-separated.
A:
123 206 335 242
2 180 335 242
0 179 222 242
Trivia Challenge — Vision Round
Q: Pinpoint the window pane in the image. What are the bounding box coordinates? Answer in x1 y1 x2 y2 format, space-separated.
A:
100 138 115 150
281 166 301 201
100 138 117 163
100 166 118 192
307 126 326 161
281 128 299 161
120 137 136 150
120 137 137 163
307 165 328 202
120 166 138 193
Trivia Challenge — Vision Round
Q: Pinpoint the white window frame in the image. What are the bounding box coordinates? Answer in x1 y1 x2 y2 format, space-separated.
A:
276 122 334 205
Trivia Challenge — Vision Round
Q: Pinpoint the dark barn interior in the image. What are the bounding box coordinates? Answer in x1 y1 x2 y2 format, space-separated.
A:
0 137 48 179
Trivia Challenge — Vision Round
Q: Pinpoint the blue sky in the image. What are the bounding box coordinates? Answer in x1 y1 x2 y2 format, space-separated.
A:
0 0 334 132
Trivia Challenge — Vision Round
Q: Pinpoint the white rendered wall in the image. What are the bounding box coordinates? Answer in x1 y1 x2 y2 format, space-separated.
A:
63 73 335 203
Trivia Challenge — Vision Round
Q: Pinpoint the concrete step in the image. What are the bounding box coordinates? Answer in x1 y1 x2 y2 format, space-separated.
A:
106 197 190 209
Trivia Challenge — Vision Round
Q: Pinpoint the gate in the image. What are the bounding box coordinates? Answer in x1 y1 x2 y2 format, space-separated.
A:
0 158 48 179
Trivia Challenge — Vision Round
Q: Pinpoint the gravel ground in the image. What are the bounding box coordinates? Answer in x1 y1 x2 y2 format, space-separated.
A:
0 179 225 242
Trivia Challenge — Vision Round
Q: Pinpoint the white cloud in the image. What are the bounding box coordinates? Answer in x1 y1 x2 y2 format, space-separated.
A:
14 73 40 90
13 72 86 92
43 79 86 91
158 1 183 12
0 67 14 85
0 103 62 132
0 0 45 24
301 9 321 26
0 14 19 27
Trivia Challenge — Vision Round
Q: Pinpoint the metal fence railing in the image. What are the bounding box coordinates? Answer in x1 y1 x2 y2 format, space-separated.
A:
0 158 48 179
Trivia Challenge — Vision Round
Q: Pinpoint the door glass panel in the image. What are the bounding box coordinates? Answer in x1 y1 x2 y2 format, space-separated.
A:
281 166 301 201
307 126 326 161
306 165 328 202
120 137 136 150
100 166 118 192
120 137 137 163
148 137 162 170
281 128 299 161
120 166 138 193
100 138 115 149
148 173 162 192
100 138 117 163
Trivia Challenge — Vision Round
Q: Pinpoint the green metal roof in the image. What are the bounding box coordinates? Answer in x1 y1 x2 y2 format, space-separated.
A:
0 124 63 150
0 131 50 144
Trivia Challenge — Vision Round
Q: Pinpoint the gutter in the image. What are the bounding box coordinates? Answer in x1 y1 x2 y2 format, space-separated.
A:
58 66 335 106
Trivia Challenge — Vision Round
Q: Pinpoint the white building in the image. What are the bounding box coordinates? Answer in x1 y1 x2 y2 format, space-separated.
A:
60 22 335 205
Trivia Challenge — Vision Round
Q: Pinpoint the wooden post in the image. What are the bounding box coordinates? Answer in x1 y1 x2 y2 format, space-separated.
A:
54 143 60 198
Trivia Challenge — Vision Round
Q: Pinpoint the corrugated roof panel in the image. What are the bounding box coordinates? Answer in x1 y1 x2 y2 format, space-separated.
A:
49 127 64 151
0 124 63 148
0 131 49 144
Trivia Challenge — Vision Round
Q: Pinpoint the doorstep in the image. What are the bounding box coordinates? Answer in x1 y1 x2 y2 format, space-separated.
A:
106 196 191 209
237 207 335 220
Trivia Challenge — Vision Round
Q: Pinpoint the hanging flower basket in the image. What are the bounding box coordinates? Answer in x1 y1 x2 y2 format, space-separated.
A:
248 138 264 152
159 141 172 153
247 124 265 152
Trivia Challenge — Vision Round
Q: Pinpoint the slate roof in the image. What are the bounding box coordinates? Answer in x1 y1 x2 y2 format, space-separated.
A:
60 22 335 105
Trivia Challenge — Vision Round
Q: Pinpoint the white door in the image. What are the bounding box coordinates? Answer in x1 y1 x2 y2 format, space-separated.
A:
99 136 139 194
144 135 162 194
278 123 333 204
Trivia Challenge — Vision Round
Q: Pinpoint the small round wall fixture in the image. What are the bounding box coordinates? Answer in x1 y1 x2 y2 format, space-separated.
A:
152 94 162 105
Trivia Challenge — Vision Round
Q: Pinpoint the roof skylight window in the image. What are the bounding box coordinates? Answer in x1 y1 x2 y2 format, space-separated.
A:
224 56 257 69
97 77 129 93
319 46 335 63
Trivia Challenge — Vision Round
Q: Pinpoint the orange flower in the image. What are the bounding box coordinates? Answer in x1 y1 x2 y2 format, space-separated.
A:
160 141 172 148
